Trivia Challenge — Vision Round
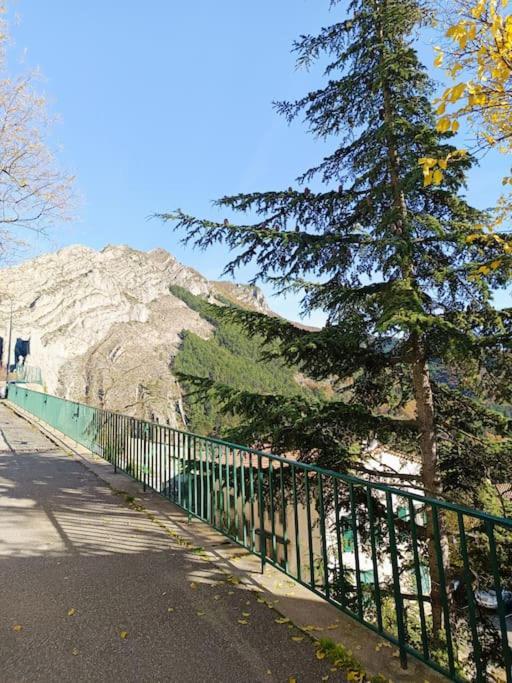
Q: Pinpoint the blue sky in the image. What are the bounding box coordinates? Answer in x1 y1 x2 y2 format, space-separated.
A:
8 0 512 324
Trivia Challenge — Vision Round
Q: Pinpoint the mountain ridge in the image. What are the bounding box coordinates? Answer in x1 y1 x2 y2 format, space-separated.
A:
0 244 274 426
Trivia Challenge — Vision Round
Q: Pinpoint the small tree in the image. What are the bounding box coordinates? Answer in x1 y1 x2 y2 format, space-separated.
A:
160 0 511 637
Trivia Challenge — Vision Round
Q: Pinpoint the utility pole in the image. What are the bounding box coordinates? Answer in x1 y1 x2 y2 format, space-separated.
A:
4 298 13 398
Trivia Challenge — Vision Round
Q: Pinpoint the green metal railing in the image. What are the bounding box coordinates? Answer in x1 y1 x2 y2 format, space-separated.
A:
8 385 512 682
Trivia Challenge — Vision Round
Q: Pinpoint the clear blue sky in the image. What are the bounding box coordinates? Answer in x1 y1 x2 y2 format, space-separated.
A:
9 0 512 323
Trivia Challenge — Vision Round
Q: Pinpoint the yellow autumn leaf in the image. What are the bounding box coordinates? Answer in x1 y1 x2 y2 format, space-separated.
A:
438 158 448 170
12 624 22 632
238 619 248 625
347 671 364 683
491 259 502 269
196 611 206 616
67 608 76 617
316 650 326 660
242 612 250 617
119 631 129 639
436 117 451 133
451 120 460 132
288 678 297 683
434 51 444 67
275 617 290 624
432 169 444 185
291 636 304 642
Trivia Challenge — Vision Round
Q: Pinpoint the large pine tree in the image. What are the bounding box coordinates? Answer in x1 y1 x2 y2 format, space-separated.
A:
160 0 511 638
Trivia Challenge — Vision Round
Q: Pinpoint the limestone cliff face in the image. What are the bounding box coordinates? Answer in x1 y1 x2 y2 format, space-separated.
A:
0 244 270 426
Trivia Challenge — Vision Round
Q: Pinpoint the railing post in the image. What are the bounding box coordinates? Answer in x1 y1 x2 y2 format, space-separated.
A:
113 413 117 474
257 453 265 574
143 424 147 492
187 435 192 522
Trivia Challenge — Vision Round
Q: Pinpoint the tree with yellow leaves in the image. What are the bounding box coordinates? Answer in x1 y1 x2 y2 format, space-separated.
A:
425 0 512 273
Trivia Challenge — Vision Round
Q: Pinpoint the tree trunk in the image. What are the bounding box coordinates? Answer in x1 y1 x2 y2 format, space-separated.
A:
411 336 448 641
375 0 450 642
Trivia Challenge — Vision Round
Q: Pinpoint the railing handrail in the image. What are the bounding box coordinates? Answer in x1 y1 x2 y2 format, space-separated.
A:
15 385 512 529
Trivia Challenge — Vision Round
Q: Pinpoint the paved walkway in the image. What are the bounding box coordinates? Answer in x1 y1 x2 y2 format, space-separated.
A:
0 404 341 683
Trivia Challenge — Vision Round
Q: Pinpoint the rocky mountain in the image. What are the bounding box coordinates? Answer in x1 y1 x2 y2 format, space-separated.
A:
0 244 272 427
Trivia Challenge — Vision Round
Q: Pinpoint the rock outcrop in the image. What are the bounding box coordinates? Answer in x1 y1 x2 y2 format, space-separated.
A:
0 244 270 426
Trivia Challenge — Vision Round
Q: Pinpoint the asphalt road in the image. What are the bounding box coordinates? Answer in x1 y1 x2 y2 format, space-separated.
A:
0 404 342 683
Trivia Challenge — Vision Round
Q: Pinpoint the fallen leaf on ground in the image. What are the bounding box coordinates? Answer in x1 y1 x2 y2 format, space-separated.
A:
291 636 304 642
67 608 76 617
167 607 174 612
316 650 326 660
12 624 22 632
72 648 79 656
190 582 197 590
242 612 250 617
119 631 129 639
238 619 248 625
196 611 206 617
275 617 290 624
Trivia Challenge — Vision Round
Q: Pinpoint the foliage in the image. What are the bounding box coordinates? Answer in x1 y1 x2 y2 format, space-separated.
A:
424 0 512 270
0 6 73 254
170 285 318 435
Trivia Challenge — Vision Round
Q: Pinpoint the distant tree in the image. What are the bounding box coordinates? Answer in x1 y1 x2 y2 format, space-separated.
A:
160 0 511 638
0 6 74 257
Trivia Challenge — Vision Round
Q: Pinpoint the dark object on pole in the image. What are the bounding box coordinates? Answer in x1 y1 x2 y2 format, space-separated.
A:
14 338 30 364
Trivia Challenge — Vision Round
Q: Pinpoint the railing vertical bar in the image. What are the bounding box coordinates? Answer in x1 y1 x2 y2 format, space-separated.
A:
193 436 198 515
408 498 429 661
292 466 301 583
280 462 289 574
240 450 247 548
178 432 183 506
304 473 314 589
199 437 204 520
249 455 256 552
457 512 483 683
218 444 224 530
233 447 239 540
187 434 192 517
349 483 363 621
366 485 382 632
385 490 408 670
333 479 345 609
269 462 277 564
431 505 456 678
258 454 265 573
318 472 329 599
